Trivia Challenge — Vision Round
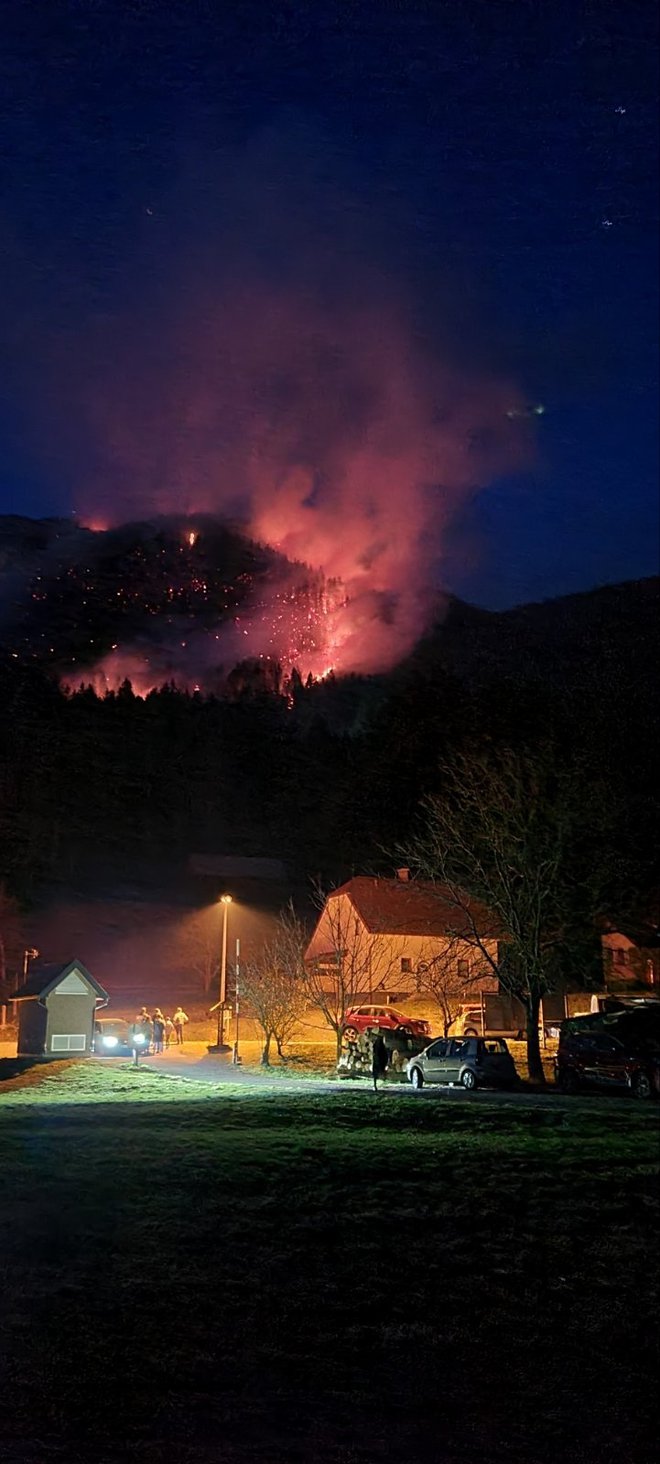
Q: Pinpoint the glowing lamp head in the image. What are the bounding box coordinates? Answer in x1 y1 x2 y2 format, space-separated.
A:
133 1033 146 1046
102 1035 119 1048
220 894 233 905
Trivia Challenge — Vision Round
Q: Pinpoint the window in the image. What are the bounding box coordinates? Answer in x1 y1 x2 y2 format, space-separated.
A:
400 958 412 974
457 959 469 981
450 1038 474 1057
51 1034 87 1052
613 948 629 967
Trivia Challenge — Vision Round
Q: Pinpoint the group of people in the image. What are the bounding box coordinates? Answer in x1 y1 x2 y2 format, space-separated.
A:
131 1006 189 1053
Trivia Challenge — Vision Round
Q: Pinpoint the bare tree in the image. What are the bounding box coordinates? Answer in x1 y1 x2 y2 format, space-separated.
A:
405 745 597 1084
242 909 308 1065
415 939 486 1037
302 886 399 1060
179 914 220 994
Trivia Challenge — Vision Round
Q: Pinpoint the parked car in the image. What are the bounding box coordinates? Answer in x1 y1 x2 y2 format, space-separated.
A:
407 1035 518 1091
453 1005 483 1037
93 1019 144 1057
342 1005 431 1040
555 1011 660 1099
453 1001 525 1039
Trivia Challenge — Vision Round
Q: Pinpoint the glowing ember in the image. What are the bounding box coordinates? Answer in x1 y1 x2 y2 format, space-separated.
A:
77 568 348 697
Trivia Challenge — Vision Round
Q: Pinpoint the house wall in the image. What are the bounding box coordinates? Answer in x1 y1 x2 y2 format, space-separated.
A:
601 932 660 991
306 892 499 1000
17 1002 47 1056
45 992 97 1054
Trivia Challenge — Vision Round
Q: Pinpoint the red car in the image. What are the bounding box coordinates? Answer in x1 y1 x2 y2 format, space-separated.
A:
342 1004 431 1040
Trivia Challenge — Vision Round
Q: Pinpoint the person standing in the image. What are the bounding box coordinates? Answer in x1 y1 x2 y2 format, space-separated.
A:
152 1009 166 1054
172 1006 189 1046
164 1016 175 1049
371 1031 388 1093
136 1007 153 1053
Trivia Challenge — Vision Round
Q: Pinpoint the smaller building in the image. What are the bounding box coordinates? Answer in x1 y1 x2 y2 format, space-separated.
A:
10 960 109 1058
601 924 660 996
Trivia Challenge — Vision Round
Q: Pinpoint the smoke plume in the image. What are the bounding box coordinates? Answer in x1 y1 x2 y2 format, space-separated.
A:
36 125 535 681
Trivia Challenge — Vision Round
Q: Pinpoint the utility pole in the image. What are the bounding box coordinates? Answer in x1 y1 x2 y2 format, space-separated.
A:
232 937 241 1064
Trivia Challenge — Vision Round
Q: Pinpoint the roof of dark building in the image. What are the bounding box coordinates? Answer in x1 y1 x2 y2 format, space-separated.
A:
188 855 288 882
9 960 108 1002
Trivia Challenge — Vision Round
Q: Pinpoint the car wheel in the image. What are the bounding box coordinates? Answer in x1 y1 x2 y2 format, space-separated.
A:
410 1067 424 1090
464 1027 478 1038
460 1068 477 1091
343 1026 358 1042
557 1066 580 1095
632 1070 653 1101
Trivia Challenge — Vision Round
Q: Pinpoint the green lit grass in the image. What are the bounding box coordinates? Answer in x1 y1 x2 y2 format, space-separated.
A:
0 1061 658 1464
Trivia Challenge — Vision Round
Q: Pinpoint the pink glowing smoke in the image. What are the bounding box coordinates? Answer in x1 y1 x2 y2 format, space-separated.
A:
76 279 530 677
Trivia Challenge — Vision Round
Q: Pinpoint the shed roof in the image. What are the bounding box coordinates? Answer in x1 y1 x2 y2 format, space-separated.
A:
9 960 108 1002
327 877 498 939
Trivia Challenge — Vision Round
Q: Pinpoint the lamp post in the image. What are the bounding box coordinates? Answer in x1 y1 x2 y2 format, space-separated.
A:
217 895 232 1049
232 937 241 1064
23 947 39 979
13 948 39 1019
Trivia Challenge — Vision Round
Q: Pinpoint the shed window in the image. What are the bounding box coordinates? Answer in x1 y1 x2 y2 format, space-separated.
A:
613 948 629 967
51 1034 87 1052
400 958 412 974
457 959 470 981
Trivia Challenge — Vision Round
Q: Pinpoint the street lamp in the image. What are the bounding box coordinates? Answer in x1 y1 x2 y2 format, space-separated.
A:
217 894 232 1049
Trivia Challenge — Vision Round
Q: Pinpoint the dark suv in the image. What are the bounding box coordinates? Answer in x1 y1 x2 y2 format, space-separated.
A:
555 1010 660 1100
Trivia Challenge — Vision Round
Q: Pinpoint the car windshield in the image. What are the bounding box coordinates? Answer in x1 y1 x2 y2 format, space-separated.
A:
616 1013 660 1040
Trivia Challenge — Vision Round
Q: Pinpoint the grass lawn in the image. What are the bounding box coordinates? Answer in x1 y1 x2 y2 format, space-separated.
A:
0 1061 658 1464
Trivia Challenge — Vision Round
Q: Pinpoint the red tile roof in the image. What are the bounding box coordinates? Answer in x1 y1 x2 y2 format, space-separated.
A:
330 877 497 939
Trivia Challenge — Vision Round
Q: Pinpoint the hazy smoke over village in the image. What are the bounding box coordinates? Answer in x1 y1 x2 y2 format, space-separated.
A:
26 126 535 686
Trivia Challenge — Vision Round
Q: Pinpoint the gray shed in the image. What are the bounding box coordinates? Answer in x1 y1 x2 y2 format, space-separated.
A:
10 960 109 1058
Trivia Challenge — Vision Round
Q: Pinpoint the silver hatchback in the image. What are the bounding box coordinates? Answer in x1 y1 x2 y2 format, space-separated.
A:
407 1035 518 1092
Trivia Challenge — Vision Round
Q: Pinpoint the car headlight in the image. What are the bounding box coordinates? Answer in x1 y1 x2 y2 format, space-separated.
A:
102 1035 119 1048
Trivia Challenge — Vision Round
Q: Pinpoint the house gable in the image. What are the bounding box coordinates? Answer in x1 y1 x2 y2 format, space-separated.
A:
305 878 498 960
52 970 90 996
9 959 109 1003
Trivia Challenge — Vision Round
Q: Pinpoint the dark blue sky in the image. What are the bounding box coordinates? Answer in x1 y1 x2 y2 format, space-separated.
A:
1 0 657 608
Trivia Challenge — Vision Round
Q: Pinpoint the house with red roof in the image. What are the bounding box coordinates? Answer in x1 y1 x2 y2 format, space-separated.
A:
305 868 499 1005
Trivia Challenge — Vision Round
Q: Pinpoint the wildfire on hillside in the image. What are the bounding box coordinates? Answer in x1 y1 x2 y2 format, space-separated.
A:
59 540 351 697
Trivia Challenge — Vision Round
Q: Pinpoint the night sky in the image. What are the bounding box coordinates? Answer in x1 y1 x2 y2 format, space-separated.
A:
1 0 657 609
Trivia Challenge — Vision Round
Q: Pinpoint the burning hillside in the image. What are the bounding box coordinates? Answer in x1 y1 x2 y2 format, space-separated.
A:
0 514 352 694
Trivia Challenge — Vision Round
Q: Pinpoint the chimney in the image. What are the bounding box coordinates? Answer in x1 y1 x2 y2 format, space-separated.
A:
396 867 410 883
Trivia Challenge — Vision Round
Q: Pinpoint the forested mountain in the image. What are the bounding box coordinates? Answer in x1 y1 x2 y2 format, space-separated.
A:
0 514 657 926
